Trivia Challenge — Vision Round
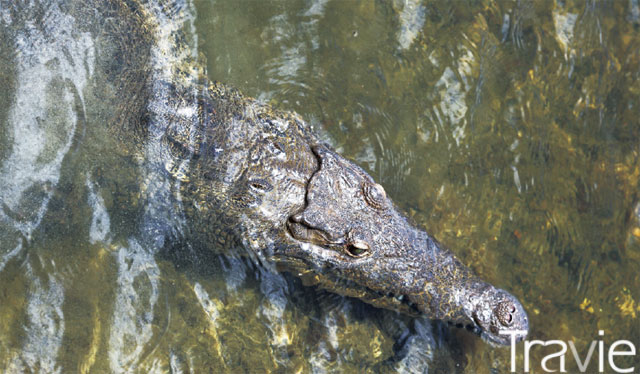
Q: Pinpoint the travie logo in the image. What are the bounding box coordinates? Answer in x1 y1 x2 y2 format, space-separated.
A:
501 330 636 373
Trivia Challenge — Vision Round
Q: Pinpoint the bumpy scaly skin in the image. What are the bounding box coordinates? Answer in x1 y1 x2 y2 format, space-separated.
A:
282 146 528 344
106 0 528 345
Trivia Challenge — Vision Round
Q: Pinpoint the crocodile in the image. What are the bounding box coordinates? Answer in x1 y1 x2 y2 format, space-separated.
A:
92 0 528 346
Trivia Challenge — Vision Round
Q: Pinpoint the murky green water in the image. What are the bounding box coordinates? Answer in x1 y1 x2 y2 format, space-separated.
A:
1 0 639 373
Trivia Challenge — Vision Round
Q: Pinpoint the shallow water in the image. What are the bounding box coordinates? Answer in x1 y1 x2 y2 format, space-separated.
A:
1 0 639 373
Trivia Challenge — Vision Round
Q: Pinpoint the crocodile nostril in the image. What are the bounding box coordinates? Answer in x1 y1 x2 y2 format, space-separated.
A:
496 301 517 327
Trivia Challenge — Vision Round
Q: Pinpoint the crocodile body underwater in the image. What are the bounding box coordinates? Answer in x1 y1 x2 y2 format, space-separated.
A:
88 0 528 345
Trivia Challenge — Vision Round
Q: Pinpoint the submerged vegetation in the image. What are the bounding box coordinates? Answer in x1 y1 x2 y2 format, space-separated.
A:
0 0 638 372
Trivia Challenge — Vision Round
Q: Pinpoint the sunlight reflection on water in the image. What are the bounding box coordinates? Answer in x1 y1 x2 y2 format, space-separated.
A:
0 0 638 373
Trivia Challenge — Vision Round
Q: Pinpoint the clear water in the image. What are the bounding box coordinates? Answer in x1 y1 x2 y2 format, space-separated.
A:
1 0 639 373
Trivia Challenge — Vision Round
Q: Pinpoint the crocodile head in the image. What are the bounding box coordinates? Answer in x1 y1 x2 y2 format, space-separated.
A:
280 144 528 345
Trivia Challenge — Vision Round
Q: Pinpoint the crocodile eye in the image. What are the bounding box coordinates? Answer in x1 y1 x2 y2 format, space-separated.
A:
363 183 386 210
345 240 370 257
248 178 273 192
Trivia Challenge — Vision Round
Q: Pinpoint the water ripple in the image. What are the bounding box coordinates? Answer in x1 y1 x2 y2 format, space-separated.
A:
12 264 66 374
0 0 94 241
108 240 160 373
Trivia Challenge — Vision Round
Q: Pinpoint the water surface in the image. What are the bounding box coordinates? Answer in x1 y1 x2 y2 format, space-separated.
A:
1 0 639 373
